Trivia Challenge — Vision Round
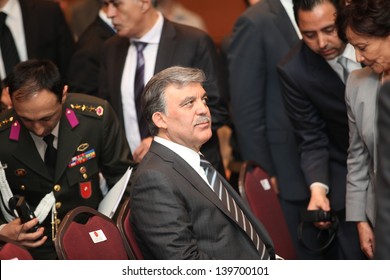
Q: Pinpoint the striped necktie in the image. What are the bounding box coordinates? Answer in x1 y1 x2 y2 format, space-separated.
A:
133 41 149 139
200 158 270 259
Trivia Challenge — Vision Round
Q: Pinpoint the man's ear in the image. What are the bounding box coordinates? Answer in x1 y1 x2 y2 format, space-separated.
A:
152 111 167 130
1 87 12 109
140 0 152 12
61 85 68 103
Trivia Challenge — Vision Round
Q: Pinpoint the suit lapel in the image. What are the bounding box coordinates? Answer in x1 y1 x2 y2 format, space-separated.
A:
150 142 239 223
19 0 37 58
269 0 299 47
12 122 51 181
154 20 176 74
304 45 345 100
110 37 129 125
55 114 82 182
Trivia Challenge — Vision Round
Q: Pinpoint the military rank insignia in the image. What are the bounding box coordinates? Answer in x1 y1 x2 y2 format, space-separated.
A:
70 104 104 117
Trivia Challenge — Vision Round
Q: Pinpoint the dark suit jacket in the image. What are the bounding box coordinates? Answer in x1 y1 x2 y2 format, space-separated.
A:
19 0 75 79
277 41 349 211
375 81 390 259
130 141 275 259
98 19 229 171
67 16 115 95
228 0 307 201
0 93 133 259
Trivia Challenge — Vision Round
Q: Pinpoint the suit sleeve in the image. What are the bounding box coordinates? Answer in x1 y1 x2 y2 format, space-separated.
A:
375 81 390 259
52 3 75 81
67 32 100 95
345 78 370 222
99 100 133 188
131 170 215 260
228 16 275 175
277 65 330 187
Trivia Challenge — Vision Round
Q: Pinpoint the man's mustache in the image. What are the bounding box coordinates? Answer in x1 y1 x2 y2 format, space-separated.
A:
194 116 211 125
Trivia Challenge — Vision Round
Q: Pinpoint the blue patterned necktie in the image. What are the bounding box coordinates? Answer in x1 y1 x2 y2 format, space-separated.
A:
133 41 149 139
200 158 270 259
0 12 20 76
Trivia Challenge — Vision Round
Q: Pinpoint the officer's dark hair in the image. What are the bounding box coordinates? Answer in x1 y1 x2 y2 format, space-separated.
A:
7 59 64 103
337 0 390 41
142 66 206 136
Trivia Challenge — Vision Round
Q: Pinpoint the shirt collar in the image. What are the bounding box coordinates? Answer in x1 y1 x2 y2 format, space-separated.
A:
329 43 358 65
154 136 201 172
1 0 19 19
131 11 164 45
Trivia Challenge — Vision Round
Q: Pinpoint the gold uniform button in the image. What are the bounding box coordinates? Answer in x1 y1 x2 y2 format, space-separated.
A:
56 219 61 225
82 173 88 179
53 185 61 192
20 185 26 190
55 202 62 209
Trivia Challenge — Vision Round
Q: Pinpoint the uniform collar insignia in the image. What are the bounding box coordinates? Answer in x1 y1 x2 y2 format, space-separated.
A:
66 108 79 128
9 120 20 141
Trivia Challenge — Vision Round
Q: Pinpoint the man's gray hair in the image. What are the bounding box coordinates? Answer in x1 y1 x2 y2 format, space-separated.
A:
142 66 206 136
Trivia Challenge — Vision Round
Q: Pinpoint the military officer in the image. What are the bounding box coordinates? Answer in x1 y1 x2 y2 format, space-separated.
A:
0 59 134 259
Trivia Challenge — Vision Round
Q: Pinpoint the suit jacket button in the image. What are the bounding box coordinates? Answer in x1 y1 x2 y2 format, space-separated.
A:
53 184 61 192
55 202 62 209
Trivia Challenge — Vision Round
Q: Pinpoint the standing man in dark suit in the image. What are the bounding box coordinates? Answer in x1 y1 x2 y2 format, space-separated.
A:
98 0 228 173
0 0 74 80
0 59 133 259
131 66 275 259
228 0 310 259
67 5 115 95
376 82 390 260
277 0 364 259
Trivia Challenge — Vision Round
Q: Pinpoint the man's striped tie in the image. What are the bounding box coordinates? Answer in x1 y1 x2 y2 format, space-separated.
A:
200 158 270 259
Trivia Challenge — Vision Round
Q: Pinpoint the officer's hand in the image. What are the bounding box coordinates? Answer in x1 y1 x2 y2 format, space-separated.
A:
0 218 47 248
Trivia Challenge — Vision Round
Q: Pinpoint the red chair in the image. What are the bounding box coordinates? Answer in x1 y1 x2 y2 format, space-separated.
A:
0 236 33 260
116 197 144 260
238 161 297 259
54 206 131 259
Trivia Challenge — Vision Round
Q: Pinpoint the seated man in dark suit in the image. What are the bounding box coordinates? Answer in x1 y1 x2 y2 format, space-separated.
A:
130 66 275 260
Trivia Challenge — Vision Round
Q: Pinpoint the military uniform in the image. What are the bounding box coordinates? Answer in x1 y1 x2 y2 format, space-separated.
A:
0 93 133 259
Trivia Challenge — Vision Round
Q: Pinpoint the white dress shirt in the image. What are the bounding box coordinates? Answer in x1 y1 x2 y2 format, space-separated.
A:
0 0 27 79
121 12 163 153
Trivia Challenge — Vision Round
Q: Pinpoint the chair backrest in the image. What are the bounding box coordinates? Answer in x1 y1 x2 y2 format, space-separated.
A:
55 206 130 259
238 161 297 259
0 236 33 260
116 197 144 260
